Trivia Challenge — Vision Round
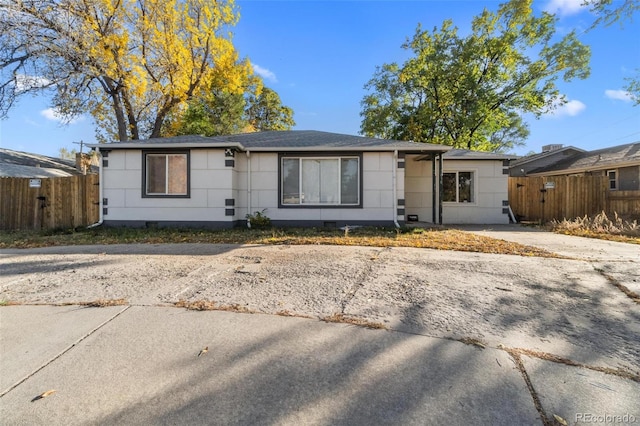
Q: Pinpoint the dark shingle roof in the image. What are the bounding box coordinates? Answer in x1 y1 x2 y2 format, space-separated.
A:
90 130 451 152
510 146 585 166
528 142 640 174
442 149 517 160
0 148 79 178
210 130 449 151
413 148 516 162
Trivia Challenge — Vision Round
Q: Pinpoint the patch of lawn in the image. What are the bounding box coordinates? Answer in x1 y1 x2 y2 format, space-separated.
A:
0 225 558 257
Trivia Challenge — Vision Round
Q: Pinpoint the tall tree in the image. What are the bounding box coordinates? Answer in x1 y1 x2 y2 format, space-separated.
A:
169 89 250 137
0 0 253 141
360 0 591 152
245 87 295 131
169 85 295 136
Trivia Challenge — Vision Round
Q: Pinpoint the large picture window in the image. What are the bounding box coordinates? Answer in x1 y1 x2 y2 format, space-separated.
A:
443 171 474 203
143 151 189 197
281 156 360 206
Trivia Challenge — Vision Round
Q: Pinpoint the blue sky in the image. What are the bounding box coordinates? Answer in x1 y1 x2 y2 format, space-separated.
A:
0 0 638 157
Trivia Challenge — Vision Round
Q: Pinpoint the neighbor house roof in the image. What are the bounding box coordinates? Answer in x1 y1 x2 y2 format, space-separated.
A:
89 130 452 153
0 148 79 178
510 146 585 167
527 142 640 176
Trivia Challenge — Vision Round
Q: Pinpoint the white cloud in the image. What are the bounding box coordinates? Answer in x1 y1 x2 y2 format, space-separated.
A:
252 64 277 83
40 108 85 125
605 89 634 102
543 0 587 16
15 74 52 92
546 98 586 117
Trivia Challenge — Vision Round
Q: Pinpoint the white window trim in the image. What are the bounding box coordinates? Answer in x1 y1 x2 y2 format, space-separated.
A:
442 169 478 205
281 156 361 206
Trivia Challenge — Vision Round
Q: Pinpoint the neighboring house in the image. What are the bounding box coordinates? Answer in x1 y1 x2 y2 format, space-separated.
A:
521 142 640 191
88 130 514 228
0 148 81 178
509 144 585 177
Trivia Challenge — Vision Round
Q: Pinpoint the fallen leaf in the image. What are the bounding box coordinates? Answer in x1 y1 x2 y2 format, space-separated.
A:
32 389 56 402
553 414 568 425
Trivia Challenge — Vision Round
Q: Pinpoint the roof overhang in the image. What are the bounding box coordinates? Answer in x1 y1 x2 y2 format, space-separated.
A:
89 142 244 150
88 142 452 153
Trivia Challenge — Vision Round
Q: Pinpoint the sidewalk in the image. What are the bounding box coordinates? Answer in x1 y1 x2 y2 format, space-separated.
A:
1 305 638 425
454 224 640 262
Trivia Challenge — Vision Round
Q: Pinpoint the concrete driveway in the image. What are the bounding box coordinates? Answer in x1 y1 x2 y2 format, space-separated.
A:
1 226 638 425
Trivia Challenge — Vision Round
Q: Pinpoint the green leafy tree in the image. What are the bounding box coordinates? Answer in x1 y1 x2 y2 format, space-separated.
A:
169 85 294 136
360 0 591 151
245 87 295 131
169 89 249 136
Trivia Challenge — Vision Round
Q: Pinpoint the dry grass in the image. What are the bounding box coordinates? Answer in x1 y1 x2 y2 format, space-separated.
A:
594 268 640 304
82 298 128 307
504 346 640 383
550 212 640 244
276 310 312 319
175 299 255 313
322 313 387 330
0 225 559 258
458 337 487 349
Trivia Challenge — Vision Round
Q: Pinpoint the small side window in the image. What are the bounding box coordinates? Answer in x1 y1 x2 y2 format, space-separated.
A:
607 170 617 190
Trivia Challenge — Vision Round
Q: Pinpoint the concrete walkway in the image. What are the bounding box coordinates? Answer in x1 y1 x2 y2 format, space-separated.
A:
1 226 639 425
456 224 640 297
455 224 639 262
1 304 638 425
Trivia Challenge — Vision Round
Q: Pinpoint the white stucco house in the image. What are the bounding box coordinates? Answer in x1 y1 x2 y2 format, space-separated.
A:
88 131 513 228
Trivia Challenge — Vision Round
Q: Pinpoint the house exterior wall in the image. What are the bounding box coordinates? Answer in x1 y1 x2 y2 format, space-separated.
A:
619 165 640 191
405 155 509 224
102 148 236 227
101 149 405 227
236 152 402 226
405 156 434 223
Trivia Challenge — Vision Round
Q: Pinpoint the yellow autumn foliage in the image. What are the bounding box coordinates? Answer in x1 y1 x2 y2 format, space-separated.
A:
2 0 252 141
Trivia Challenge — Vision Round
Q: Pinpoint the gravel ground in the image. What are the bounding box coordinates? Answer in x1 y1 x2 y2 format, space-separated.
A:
1 241 639 372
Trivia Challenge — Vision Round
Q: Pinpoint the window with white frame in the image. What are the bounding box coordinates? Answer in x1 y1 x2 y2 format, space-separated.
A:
607 170 618 190
143 151 189 197
281 156 360 206
443 171 475 203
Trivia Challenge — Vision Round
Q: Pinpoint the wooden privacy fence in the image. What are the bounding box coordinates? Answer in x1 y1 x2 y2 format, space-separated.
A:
509 175 640 222
0 174 100 231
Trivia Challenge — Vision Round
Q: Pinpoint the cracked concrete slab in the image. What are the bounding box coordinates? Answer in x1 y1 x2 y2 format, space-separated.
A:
1 241 639 371
0 305 128 395
0 306 540 426
521 355 640 425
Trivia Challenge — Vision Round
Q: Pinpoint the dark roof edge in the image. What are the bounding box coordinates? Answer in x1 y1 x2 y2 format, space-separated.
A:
510 146 585 166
